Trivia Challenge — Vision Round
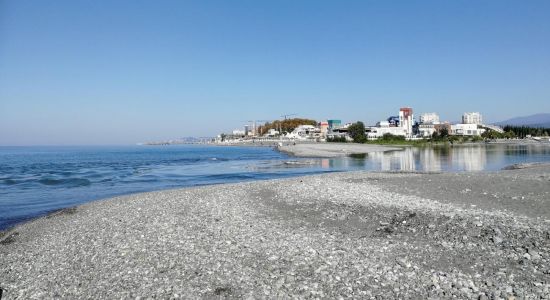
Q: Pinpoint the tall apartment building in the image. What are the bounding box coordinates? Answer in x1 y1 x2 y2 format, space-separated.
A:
399 107 414 137
462 112 483 125
419 113 440 124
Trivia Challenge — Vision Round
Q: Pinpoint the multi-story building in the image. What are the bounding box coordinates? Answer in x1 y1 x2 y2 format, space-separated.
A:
418 112 441 137
367 125 407 139
419 113 440 124
327 120 342 129
418 123 437 137
399 107 414 138
451 123 483 136
286 125 321 140
462 112 483 125
319 121 329 137
418 122 453 138
368 107 414 138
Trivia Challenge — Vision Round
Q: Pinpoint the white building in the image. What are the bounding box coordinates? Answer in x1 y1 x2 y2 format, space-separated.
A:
419 113 440 124
451 123 484 136
462 112 483 125
265 129 280 137
319 121 329 137
399 107 414 138
368 107 414 139
418 124 437 137
367 125 407 139
286 125 321 140
418 112 440 137
377 121 390 127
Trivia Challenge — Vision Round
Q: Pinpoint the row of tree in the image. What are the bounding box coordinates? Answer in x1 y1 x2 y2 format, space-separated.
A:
501 125 550 138
481 130 515 139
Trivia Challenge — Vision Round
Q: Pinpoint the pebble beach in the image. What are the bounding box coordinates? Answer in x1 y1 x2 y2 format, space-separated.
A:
1 160 550 299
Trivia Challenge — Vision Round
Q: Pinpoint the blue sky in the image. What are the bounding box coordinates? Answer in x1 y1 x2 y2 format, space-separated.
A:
1 0 549 145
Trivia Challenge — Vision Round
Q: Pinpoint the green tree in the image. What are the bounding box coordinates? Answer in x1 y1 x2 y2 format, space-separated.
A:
431 127 449 142
504 131 516 139
439 127 449 137
471 135 483 142
481 130 504 139
380 133 405 141
503 125 550 138
327 136 347 143
348 122 367 143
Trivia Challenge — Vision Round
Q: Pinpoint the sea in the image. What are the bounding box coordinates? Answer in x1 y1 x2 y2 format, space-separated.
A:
1 144 550 230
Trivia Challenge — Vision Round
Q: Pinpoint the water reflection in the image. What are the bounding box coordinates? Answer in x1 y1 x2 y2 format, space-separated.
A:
420 147 441 172
452 146 486 171
265 144 548 173
332 144 550 172
367 149 417 171
366 146 487 172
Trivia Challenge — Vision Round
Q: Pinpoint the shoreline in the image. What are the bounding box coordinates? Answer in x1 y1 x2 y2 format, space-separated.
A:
276 142 402 158
5 142 546 232
213 139 550 158
1 164 549 298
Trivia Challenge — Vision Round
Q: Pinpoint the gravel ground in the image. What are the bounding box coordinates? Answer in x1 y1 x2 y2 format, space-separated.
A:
277 143 401 157
1 165 550 299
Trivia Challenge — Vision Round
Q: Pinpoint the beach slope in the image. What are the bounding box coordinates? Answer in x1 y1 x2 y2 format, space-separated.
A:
1 166 550 299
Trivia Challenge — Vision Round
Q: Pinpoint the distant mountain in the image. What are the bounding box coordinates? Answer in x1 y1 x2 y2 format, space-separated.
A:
495 113 550 128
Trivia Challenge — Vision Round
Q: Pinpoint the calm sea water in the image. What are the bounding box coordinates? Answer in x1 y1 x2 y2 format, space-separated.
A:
1 144 549 230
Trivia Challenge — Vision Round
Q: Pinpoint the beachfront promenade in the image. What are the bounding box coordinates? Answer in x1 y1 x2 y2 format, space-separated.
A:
1 160 549 298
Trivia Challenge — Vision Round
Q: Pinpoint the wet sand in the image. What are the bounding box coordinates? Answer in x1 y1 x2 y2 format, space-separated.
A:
1 165 550 299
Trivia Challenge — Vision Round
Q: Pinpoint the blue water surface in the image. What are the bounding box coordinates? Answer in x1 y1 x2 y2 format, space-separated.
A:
1 144 550 230
0 145 341 229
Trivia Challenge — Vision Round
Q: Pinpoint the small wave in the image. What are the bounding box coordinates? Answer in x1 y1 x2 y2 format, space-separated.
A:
2 178 19 185
166 158 202 164
200 173 255 181
38 178 91 187
208 157 229 161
